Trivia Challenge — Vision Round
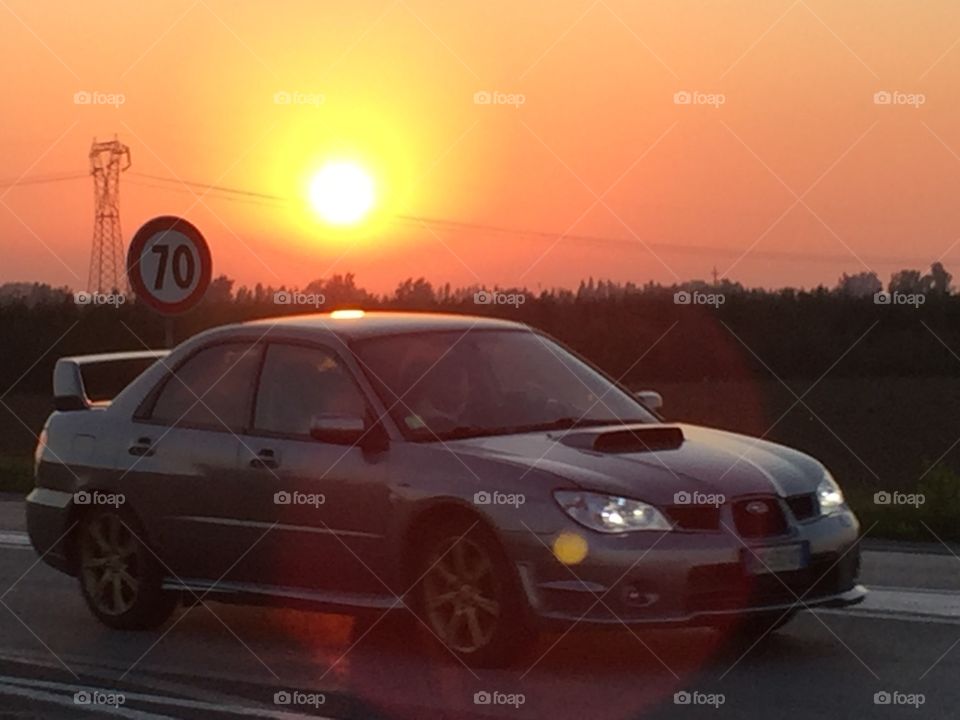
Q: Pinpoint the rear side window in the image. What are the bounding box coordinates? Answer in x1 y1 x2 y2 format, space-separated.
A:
253 344 367 436
148 343 262 431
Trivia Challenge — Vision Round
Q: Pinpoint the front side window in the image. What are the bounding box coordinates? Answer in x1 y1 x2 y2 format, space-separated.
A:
149 342 262 431
253 344 368 436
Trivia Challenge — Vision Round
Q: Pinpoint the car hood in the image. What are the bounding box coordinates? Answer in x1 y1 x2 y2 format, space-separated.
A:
447 423 825 503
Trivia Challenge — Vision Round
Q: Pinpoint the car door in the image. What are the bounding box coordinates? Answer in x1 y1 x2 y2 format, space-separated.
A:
235 341 392 598
120 341 262 584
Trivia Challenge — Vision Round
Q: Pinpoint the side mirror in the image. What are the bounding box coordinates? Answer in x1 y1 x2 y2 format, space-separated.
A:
309 414 367 445
635 390 663 412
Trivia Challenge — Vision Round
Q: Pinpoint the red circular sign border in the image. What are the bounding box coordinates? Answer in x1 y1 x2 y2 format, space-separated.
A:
127 216 212 315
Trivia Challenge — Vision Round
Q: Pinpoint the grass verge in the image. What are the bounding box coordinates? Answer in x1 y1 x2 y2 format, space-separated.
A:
0 455 33 496
847 462 960 544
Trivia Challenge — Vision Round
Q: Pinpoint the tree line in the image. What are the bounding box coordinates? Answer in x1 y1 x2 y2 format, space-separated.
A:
1 263 958 396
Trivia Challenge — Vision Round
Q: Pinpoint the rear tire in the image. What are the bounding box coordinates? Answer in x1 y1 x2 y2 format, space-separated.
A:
76 506 176 630
413 518 535 667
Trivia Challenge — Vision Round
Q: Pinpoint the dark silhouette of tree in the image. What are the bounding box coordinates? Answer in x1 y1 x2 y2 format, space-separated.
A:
205 275 235 303
304 273 372 306
888 269 924 294
924 262 952 296
394 277 435 305
836 272 881 298
0 282 71 307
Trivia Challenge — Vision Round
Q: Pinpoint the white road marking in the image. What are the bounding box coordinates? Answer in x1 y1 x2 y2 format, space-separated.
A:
0 531 30 549
0 647 293 703
0 674 332 719
0 648 289 711
818 585 960 624
0 680 180 719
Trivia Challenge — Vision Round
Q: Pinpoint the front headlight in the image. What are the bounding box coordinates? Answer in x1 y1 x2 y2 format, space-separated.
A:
816 471 845 514
553 490 672 533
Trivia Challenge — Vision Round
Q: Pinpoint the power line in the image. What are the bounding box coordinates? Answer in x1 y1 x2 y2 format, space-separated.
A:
119 172 949 266
5 165 951 269
128 172 287 203
125 179 287 209
0 172 87 188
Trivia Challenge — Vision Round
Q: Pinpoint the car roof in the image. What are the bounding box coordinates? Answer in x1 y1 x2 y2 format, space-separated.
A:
239 311 526 341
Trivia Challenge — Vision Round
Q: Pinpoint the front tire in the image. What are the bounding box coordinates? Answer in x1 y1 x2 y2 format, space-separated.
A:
77 507 176 630
414 519 535 667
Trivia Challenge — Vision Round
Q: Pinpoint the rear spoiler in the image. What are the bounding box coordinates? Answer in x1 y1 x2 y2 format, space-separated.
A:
53 350 169 411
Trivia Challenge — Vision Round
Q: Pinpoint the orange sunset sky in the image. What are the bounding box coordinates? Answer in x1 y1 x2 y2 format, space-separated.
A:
3 0 960 293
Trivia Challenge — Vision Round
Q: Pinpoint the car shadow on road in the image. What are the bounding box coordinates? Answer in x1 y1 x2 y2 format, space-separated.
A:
144 603 840 719
0 578 859 720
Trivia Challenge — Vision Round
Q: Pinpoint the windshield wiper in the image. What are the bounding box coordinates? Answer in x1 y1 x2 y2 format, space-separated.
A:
535 417 644 431
442 425 502 440
418 418 650 442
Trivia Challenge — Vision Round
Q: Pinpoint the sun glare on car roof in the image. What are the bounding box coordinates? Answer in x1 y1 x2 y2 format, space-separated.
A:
330 309 366 319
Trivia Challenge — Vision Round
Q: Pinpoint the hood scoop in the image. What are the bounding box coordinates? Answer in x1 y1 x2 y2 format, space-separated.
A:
558 424 685 454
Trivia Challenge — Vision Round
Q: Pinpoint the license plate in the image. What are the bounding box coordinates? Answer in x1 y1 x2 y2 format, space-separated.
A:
743 542 808 575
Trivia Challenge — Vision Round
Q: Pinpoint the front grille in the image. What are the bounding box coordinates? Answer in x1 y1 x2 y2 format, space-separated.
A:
786 493 818 521
731 497 788 538
664 505 721 531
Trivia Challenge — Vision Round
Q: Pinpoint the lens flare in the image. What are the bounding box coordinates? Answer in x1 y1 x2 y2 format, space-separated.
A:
553 532 588 565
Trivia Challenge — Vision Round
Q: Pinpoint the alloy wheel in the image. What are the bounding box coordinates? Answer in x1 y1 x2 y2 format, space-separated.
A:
79 512 140 616
422 536 502 654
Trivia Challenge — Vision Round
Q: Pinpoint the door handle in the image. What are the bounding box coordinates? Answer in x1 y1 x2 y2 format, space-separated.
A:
128 437 155 457
250 448 279 469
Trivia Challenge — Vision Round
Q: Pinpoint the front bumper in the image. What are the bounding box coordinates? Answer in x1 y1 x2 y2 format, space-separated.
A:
509 508 865 627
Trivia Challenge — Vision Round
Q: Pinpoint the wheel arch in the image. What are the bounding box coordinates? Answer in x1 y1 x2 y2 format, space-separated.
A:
399 499 506 587
64 493 154 574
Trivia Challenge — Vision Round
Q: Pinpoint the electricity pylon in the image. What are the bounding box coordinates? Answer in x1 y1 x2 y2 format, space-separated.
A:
87 136 131 293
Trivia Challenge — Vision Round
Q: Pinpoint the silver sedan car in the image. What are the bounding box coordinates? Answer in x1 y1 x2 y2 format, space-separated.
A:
27 311 866 666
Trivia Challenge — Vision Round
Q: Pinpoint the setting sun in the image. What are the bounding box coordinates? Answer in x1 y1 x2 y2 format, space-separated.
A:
308 162 376 226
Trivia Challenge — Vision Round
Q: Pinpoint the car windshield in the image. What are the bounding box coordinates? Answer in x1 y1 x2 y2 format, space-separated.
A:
352 328 655 440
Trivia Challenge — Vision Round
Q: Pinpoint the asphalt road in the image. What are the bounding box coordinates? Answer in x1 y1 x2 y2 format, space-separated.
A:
1 499 959 719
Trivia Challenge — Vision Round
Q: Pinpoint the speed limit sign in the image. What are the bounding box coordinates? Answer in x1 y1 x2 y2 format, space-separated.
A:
127 216 212 315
